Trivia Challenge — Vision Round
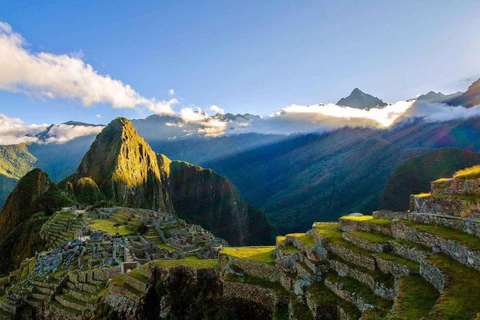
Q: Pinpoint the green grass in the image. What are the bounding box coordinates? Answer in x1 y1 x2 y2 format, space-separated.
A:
155 243 179 252
89 219 131 236
399 220 480 251
350 231 393 244
220 246 276 265
286 233 316 248
433 178 452 183
307 280 361 319
224 273 286 295
149 259 218 268
386 275 439 320
375 253 419 271
340 215 392 226
185 255 200 260
313 223 373 257
454 165 480 180
129 269 150 283
426 253 480 319
327 272 393 315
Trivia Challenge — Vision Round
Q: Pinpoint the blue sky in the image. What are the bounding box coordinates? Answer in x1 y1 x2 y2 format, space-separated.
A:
1 0 480 125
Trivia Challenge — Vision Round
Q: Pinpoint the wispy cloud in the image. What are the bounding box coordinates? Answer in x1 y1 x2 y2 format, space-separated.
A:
0 21 174 114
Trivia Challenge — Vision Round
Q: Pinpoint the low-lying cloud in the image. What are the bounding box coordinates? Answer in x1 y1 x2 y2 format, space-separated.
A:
0 113 104 145
0 21 175 114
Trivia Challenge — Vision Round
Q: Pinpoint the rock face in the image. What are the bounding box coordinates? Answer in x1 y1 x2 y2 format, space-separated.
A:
158 155 275 245
337 88 387 109
0 168 55 239
70 118 173 213
447 77 480 108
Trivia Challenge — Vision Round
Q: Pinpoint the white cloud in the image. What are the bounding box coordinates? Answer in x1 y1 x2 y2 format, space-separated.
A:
147 98 177 115
96 114 102 119
0 113 47 145
169 89 175 96
209 105 225 115
0 21 173 114
41 123 104 144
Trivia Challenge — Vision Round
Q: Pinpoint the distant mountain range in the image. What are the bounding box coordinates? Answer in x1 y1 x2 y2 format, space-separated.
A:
1 78 480 235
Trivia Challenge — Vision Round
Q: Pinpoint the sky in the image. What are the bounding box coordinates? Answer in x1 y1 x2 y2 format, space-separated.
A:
1 0 480 127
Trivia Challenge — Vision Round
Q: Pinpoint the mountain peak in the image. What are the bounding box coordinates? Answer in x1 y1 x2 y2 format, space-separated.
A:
71 117 173 212
337 88 387 109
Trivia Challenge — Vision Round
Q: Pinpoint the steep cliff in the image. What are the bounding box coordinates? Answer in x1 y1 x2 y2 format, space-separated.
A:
69 118 173 213
158 155 275 245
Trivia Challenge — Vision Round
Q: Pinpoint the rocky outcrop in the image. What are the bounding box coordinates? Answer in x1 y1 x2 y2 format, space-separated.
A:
159 157 275 245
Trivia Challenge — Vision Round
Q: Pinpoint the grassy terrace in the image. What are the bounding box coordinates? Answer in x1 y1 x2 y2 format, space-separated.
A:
386 275 439 320
328 252 394 288
393 238 431 253
89 219 131 236
327 272 393 316
454 165 480 180
349 231 393 244
375 253 420 272
399 220 480 251
286 233 316 248
149 259 218 268
340 215 392 226
426 253 480 319
313 223 373 257
220 246 276 265
306 281 361 320
155 243 179 252
224 273 286 295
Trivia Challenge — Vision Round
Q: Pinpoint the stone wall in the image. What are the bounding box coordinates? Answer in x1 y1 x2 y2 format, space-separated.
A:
342 233 391 253
339 219 392 236
328 244 376 270
374 255 414 277
431 178 480 196
392 221 480 272
419 260 444 292
219 254 279 282
223 281 277 311
390 241 428 263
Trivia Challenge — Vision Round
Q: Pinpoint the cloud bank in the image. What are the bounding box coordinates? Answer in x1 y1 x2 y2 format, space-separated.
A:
0 21 175 114
0 114 47 145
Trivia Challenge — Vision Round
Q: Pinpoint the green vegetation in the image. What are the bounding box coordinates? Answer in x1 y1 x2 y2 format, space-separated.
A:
89 219 131 236
313 223 373 257
74 177 103 204
281 243 299 255
386 275 439 320
433 178 452 183
426 253 480 318
413 193 431 198
394 238 431 253
454 164 480 179
149 259 218 268
286 233 316 248
327 272 393 315
306 280 361 319
399 220 480 251
155 243 179 252
129 269 150 283
375 253 420 272
220 246 276 265
350 231 393 244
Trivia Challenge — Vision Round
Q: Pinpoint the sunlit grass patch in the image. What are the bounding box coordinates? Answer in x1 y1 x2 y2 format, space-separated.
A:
220 246 276 264
454 165 480 179
89 219 131 236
